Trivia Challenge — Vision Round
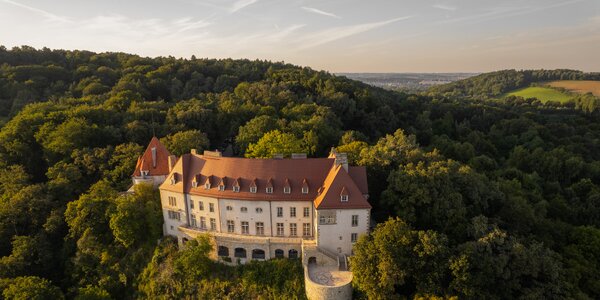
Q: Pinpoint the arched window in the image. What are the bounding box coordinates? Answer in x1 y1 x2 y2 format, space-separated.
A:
274 249 284 258
218 246 229 257
288 249 299 259
234 248 247 258
252 249 266 259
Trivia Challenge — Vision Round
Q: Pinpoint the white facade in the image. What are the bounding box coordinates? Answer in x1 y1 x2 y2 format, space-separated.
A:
315 208 370 255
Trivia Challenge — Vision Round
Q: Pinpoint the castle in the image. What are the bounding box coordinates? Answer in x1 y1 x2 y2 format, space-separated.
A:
132 137 371 299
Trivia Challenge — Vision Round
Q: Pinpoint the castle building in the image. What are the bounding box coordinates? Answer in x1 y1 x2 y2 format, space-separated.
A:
131 137 174 188
152 146 371 263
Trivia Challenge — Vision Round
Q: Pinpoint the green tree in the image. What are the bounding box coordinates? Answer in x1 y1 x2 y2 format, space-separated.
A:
1 276 64 300
245 130 308 158
160 130 210 156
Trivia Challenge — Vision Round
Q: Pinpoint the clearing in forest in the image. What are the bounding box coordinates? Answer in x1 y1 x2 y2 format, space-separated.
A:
547 80 600 97
505 86 573 103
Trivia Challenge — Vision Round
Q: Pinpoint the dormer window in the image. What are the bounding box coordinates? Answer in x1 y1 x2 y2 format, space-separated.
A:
192 181 198 188
250 187 257 193
141 170 149 176
204 183 211 190
219 185 225 191
170 178 176 185
284 187 291 194
233 186 240 192
266 187 273 194
341 195 349 202
302 187 308 194
302 178 309 194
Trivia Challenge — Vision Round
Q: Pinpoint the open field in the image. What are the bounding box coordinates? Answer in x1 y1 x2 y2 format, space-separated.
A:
548 80 600 97
505 86 573 103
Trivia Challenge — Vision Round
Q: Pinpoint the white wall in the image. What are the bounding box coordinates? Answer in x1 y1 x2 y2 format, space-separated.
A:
188 195 221 232
218 198 271 235
316 209 370 255
160 190 187 237
269 200 313 237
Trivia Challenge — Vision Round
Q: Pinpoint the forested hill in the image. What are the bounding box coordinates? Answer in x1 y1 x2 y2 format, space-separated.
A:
0 46 599 299
429 69 600 97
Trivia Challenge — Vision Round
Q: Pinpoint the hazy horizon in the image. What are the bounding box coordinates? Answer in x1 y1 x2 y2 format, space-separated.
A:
1 0 599 73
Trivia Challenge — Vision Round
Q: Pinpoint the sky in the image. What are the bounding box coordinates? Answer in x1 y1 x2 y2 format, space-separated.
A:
0 0 599 72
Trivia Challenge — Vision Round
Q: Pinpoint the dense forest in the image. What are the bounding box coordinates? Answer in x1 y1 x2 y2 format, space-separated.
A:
0 46 599 299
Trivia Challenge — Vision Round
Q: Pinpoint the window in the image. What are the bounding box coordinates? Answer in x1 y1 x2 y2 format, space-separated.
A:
351 233 358 243
290 207 296 217
352 215 359 227
227 220 235 233
168 196 176 206
284 187 291 194
241 207 248 213
210 218 216 230
303 207 310 217
226 206 233 211
192 181 198 188
218 185 225 191
277 207 283 217
319 211 336 225
256 222 264 235
290 223 297 236
204 183 211 190
190 200 194 209
199 201 204 211
200 217 206 229
233 186 240 192
250 187 257 193
302 187 308 194
341 195 349 202
266 187 273 194
209 203 214 212
276 223 284 236
303 223 311 236
167 210 180 221
241 221 249 234
191 214 197 227
256 207 263 213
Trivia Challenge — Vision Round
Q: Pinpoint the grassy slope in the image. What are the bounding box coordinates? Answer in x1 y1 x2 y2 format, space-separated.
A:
504 86 573 103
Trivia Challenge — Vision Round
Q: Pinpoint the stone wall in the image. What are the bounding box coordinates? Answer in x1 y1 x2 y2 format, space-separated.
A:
304 268 352 300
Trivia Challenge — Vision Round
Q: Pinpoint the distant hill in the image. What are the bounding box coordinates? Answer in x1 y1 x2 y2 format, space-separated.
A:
338 73 478 92
427 69 600 112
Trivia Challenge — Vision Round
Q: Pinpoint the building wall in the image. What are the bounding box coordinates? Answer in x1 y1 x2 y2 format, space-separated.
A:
188 195 221 232
316 208 370 255
218 198 271 235
160 189 188 236
269 200 313 238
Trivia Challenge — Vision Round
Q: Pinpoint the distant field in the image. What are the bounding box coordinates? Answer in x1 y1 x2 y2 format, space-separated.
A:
547 80 600 97
505 86 573 103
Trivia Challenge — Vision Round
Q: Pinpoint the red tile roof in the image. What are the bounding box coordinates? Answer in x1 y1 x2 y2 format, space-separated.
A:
159 153 370 210
132 137 172 177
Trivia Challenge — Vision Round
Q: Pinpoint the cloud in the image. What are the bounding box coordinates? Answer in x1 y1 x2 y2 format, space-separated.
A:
298 16 413 49
432 4 457 11
0 0 70 23
230 0 258 13
301 6 341 19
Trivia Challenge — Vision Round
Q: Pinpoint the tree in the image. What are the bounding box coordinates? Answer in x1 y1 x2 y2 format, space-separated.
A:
160 130 210 156
245 130 307 158
0 276 64 300
352 218 450 299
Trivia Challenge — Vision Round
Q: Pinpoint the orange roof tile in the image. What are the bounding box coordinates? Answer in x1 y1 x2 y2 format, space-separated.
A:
314 164 371 209
132 137 172 177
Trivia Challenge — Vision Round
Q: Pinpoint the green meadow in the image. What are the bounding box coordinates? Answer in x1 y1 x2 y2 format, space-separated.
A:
505 86 573 103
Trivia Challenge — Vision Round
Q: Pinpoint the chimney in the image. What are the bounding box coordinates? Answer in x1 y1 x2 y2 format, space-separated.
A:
330 148 348 171
291 153 307 159
151 147 157 168
203 150 222 158
168 155 177 172
191 149 197 155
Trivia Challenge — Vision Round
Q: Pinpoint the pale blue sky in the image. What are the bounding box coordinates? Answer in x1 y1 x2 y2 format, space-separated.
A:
0 0 598 72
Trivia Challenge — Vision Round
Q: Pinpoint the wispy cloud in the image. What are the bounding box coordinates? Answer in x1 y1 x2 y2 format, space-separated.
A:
298 16 413 49
432 4 457 11
0 0 70 22
301 6 341 19
230 0 258 13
